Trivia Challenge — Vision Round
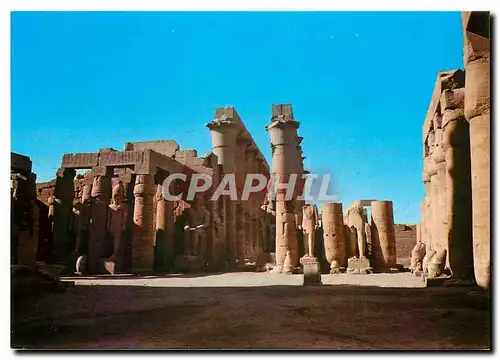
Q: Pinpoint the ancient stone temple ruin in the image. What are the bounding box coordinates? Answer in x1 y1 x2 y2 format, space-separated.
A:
414 11 490 288
32 107 274 275
19 103 407 278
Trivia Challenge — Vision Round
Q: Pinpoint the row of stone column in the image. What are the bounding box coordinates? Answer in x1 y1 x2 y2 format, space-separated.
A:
207 107 271 268
417 12 490 288
50 166 162 274
319 201 397 273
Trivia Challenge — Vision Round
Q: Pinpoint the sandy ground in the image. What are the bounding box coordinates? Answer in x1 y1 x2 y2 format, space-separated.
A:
11 272 490 350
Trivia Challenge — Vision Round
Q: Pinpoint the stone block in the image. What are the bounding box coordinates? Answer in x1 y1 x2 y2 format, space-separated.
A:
302 257 322 285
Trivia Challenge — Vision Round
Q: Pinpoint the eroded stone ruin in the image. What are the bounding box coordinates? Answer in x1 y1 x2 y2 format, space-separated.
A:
415 11 490 288
12 13 489 286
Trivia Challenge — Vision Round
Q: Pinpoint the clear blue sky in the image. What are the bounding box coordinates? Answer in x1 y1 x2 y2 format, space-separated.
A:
11 11 464 224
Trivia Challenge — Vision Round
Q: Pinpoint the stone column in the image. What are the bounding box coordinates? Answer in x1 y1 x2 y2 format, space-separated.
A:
120 172 135 273
431 127 448 264
441 88 474 279
154 181 168 272
426 128 438 256
235 137 250 263
16 172 39 265
462 11 490 289
266 104 300 269
371 200 396 269
422 153 433 249
245 148 258 260
206 108 238 267
322 202 346 273
52 167 76 263
87 167 112 273
295 142 305 258
132 174 155 273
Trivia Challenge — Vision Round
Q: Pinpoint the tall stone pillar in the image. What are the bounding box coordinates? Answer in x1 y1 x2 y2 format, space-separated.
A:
52 167 76 263
235 137 250 263
132 174 155 273
441 87 474 279
245 148 258 260
154 181 168 272
462 11 490 289
322 202 346 273
295 141 305 258
206 108 238 266
431 127 448 261
371 200 396 269
120 172 135 273
88 167 112 273
266 104 300 269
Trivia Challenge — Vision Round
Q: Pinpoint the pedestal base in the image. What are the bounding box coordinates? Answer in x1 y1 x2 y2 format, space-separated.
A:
347 257 372 275
302 257 322 285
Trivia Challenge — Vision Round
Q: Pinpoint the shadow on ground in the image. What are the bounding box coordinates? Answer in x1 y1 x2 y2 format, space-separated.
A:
11 283 490 350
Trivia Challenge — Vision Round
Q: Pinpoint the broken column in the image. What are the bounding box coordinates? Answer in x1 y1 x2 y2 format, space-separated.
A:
322 202 346 273
371 201 397 270
266 104 300 271
462 11 490 289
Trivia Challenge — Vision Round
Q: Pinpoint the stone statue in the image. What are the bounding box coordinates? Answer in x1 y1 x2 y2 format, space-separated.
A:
301 204 319 258
104 181 127 274
410 242 426 273
346 205 367 259
184 196 210 257
422 248 437 275
427 248 447 278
